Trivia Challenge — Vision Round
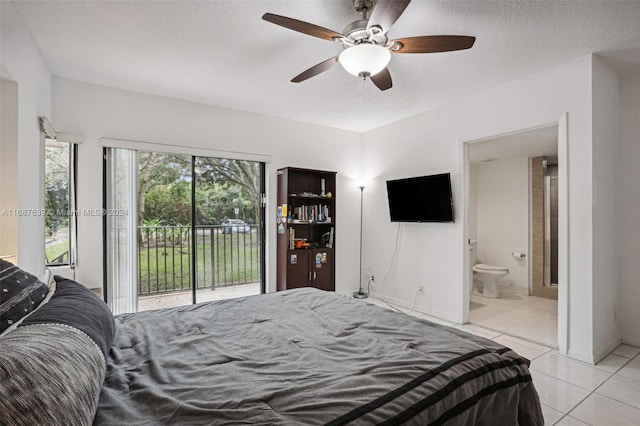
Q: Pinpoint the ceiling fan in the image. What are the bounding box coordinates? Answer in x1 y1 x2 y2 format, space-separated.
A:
262 0 475 91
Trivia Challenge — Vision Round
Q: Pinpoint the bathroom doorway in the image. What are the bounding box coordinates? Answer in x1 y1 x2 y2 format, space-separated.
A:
463 123 563 349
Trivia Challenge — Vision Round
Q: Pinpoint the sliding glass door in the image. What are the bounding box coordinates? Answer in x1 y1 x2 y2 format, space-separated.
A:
193 158 264 304
136 152 192 310
105 148 265 313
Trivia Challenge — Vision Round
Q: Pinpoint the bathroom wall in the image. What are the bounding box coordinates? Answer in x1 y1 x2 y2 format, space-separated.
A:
476 157 529 295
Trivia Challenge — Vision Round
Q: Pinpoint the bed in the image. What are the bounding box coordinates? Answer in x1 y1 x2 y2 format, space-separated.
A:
1 270 543 425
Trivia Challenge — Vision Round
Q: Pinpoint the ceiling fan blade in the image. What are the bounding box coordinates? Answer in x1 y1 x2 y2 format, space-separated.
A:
291 56 339 83
262 13 344 42
390 35 476 54
367 0 411 34
370 68 392 91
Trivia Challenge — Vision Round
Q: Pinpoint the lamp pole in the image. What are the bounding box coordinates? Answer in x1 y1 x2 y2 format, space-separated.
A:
353 186 368 299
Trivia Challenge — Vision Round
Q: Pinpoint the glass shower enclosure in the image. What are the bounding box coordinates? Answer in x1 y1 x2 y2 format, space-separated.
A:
544 165 559 287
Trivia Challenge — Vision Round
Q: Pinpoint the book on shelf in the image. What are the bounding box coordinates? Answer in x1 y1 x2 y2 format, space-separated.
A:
293 204 331 223
291 218 332 224
288 227 295 250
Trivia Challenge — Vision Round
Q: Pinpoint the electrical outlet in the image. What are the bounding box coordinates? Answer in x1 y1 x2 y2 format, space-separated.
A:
418 285 424 293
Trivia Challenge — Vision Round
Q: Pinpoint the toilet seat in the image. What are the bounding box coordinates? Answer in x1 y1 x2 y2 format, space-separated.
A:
474 263 508 272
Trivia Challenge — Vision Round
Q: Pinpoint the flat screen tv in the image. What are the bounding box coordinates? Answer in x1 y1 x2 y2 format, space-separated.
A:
386 173 454 223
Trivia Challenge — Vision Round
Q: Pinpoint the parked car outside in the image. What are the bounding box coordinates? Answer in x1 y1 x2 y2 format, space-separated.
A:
221 219 251 234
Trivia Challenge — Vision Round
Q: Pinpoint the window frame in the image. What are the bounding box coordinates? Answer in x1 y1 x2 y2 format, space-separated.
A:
43 125 78 268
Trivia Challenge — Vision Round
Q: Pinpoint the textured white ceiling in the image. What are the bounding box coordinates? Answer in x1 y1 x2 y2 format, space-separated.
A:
11 0 640 132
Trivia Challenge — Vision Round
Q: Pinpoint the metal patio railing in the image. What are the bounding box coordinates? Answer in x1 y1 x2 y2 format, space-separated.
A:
137 225 260 296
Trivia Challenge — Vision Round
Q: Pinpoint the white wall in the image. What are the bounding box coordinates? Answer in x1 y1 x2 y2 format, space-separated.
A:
617 72 640 347
476 157 529 295
591 57 622 360
362 55 599 362
52 78 363 294
0 2 52 274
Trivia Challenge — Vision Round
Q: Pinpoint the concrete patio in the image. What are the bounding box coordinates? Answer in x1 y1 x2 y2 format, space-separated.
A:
138 282 261 312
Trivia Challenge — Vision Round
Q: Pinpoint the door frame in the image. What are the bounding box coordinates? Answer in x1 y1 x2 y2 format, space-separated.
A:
459 113 569 354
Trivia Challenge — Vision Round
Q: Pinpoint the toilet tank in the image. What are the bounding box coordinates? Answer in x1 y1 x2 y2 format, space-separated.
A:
469 239 478 267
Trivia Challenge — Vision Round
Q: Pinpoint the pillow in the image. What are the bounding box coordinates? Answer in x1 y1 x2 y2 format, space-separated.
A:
19 276 115 359
0 276 56 338
0 276 114 426
0 259 49 333
0 319 106 426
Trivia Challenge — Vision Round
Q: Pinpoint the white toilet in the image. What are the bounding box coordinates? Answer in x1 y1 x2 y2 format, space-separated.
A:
472 264 509 298
469 240 509 299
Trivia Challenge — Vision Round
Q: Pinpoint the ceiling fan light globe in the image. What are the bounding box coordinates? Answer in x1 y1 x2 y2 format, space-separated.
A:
338 44 391 78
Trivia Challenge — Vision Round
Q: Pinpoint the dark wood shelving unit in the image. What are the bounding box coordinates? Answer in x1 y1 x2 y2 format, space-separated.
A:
277 167 336 292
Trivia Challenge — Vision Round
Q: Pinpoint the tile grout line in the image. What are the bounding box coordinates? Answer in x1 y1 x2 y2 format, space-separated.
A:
468 320 558 349
459 315 553 353
529 368 594 392
552 353 637 425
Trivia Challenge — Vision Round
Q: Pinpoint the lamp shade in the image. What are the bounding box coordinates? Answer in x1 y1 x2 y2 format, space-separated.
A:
339 44 391 78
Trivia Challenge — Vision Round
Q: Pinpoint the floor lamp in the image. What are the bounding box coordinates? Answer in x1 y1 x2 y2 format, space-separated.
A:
353 185 368 299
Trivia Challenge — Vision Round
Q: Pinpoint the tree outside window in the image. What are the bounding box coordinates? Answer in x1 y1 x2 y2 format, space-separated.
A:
45 139 76 266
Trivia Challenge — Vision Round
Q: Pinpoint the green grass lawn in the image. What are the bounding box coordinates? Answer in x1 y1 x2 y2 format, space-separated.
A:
138 232 260 295
46 240 69 264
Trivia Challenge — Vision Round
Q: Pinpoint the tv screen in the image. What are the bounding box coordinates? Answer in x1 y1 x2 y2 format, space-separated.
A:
386 173 454 223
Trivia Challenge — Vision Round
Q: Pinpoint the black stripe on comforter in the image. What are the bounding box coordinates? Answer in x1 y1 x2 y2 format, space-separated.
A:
427 374 533 426
379 362 531 426
327 349 531 426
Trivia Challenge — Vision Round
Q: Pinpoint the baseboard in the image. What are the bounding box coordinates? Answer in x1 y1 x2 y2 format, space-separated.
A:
574 338 624 365
337 290 357 298
566 349 595 364
593 338 622 364
497 283 529 297
621 337 640 348
368 291 457 324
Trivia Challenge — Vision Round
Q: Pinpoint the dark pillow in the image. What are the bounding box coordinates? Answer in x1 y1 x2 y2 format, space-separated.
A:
0 321 105 426
0 259 49 333
19 276 115 359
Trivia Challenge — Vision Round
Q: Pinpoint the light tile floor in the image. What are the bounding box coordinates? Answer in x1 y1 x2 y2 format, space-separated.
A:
363 295 640 425
469 292 558 348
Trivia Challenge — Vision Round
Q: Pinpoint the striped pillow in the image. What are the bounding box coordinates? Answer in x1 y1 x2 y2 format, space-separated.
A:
0 323 106 426
0 259 48 333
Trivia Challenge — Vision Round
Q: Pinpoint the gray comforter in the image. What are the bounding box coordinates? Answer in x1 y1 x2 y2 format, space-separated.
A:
95 288 543 425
